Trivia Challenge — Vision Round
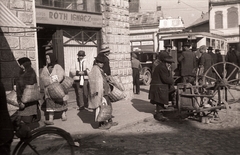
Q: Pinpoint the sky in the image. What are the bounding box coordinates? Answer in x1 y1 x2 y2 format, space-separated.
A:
139 0 209 27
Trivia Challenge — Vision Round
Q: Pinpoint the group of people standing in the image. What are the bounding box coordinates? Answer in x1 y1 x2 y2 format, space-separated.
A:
148 42 240 121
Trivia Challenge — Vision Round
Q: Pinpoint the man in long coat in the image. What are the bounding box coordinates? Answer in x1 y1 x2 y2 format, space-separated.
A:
178 42 196 83
149 56 175 121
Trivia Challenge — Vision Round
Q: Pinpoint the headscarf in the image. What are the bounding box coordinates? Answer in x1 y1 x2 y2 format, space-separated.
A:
17 57 32 72
46 53 57 67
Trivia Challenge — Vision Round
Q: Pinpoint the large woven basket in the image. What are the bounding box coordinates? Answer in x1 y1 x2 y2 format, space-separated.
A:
108 84 126 102
108 75 125 91
61 76 74 93
47 82 65 100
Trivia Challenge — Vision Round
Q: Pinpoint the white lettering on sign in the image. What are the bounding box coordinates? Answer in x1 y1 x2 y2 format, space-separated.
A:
226 37 239 43
141 41 153 45
130 34 153 40
36 8 102 28
132 42 141 46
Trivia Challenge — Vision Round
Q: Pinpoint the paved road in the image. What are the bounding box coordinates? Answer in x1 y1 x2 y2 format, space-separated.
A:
75 102 240 155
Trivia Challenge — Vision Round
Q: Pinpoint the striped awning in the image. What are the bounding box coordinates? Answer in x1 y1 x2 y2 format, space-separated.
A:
0 1 30 28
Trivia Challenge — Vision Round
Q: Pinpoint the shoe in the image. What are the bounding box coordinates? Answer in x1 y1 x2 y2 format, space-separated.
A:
62 116 67 121
153 113 168 122
44 120 54 125
109 122 118 126
98 123 112 130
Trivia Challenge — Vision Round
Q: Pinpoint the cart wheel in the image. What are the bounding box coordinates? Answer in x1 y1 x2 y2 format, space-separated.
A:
202 62 240 103
210 99 229 123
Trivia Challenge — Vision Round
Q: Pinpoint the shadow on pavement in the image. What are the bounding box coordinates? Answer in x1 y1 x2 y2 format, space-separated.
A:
131 98 155 114
77 110 99 129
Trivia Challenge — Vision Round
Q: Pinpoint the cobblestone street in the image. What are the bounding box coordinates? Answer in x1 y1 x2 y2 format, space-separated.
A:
75 102 240 155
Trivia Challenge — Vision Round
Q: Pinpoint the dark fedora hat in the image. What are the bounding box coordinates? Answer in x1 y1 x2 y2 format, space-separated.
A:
95 54 106 63
163 56 175 63
207 46 213 50
182 42 191 47
100 47 110 53
77 50 86 56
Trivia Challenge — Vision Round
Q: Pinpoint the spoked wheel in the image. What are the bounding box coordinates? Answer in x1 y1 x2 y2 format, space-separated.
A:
202 62 240 103
15 126 75 155
141 68 152 85
203 99 230 123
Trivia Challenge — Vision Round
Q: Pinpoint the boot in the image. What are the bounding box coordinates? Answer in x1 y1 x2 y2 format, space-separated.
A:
44 112 54 125
61 111 67 121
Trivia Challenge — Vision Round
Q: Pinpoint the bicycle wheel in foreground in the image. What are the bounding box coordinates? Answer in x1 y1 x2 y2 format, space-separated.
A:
15 126 75 155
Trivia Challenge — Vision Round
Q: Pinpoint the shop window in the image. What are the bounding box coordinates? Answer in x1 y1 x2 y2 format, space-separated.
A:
215 11 223 29
227 7 238 28
63 29 98 46
36 0 101 13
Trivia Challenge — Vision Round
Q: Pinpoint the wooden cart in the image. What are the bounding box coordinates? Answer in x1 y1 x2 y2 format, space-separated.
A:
176 61 240 123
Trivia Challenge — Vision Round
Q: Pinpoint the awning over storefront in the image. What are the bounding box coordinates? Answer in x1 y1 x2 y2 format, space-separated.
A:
0 1 30 28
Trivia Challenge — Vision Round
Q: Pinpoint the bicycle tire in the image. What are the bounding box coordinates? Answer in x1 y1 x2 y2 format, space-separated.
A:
15 126 75 155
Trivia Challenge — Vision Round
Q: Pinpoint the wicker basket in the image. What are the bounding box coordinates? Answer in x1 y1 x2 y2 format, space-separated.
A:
108 84 126 102
108 75 125 91
61 76 74 93
47 82 65 100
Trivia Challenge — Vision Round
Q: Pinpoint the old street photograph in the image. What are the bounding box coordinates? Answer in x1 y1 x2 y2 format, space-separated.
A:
1 0 240 155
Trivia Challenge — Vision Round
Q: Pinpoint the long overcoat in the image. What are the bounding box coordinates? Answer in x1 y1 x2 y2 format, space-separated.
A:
148 62 174 105
178 50 196 76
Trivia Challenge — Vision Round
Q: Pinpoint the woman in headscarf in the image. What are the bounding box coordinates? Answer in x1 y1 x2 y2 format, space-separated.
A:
40 53 67 125
88 54 113 130
16 57 40 126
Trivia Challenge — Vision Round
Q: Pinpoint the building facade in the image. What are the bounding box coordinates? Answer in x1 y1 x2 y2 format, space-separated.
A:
0 0 133 99
209 0 240 48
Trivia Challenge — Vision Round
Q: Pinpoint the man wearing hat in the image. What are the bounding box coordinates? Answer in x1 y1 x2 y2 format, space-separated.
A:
98 47 111 76
131 53 142 94
178 42 197 83
149 55 175 121
70 50 90 111
153 43 172 73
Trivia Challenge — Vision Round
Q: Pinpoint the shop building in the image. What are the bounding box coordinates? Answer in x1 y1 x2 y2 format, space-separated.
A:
0 0 133 99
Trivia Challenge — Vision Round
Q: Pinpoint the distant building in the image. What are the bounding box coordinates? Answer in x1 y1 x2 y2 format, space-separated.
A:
209 0 240 49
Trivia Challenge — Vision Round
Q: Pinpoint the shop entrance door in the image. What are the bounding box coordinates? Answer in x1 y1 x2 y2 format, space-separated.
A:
62 29 100 76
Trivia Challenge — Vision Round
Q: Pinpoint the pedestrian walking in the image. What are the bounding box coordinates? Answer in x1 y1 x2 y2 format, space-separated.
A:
88 54 117 130
40 53 68 125
0 81 14 155
15 57 41 128
131 53 142 94
149 55 175 122
94 47 118 126
178 42 197 83
70 50 90 111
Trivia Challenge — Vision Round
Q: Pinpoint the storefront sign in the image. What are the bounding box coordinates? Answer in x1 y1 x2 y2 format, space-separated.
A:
141 41 153 45
226 36 239 43
130 34 153 40
36 8 102 28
